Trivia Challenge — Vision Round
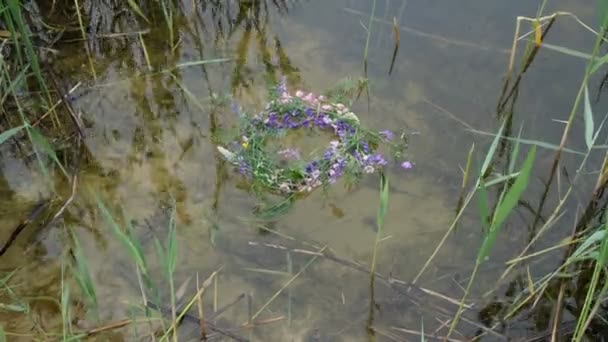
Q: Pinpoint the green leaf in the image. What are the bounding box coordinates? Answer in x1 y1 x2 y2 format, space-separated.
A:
590 53 608 75
584 85 595 150
477 146 536 262
601 0 608 28
0 125 23 145
467 128 585 155
480 120 505 177
571 230 605 261
484 172 521 187
541 43 593 61
376 172 389 231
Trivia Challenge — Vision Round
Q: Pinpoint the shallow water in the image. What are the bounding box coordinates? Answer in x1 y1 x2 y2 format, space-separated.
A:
1 0 607 340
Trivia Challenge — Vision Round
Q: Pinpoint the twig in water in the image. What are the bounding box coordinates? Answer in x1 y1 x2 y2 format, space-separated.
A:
391 326 466 341
0 200 49 256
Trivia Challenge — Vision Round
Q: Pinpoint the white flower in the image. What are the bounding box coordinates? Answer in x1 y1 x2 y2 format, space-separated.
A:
217 146 236 162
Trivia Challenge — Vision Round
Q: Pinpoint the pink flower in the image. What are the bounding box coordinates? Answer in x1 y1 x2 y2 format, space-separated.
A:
295 90 304 97
303 93 316 103
321 104 333 111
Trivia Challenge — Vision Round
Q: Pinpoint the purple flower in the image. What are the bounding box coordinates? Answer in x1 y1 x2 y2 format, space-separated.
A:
313 114 329 128
305 161 319 174
361 142 370 154
379 130 394 141
334 121 353 138
401 161 413 170
369 154 387 166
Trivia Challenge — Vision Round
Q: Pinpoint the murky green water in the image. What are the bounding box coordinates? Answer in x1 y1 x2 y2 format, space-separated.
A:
1 0 607 340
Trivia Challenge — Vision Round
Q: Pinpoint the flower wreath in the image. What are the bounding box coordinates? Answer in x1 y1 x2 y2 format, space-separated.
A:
218 80 410 198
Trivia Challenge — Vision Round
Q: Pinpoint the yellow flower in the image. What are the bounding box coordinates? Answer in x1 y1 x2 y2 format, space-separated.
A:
242 141 249 149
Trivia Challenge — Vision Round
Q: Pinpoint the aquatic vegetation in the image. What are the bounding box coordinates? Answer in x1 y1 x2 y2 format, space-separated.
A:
218 79 410 198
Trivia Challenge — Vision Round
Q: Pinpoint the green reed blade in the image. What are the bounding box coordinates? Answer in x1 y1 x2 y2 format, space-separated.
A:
570 229 606 261
153 237 167 275
127 0 150 22
0 324 5 342
484 172 521 187
376 172 389 231
362 0 377 74
70 231 98 313
27 125 69 178
0 125 24 145
573 210 608 341
61 278 71 340
467 128 585 155
96 197 148 275
420 319 425 342
509 125 524 174
7 0 49 97
1 2 22 66
0 63 28 104
167 204 177 276
477 146 536 263
480 120 506 177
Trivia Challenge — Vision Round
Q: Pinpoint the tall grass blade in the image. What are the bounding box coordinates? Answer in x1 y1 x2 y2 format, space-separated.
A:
0 324 6 342
573 210 608 341
70 231 98 314
97 198 146 272
27 125 69 178
467 128 585 155
571 230 606 261
477 146 536 262
480 120 506 176
0 125 24 145
61 279 71 340
127 0 149 22
362 0 377 74
7 0 48 95
584 85 595 149
376 172 389 231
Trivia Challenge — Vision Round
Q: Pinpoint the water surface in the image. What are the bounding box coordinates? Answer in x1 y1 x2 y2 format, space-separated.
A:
1 0 606 340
